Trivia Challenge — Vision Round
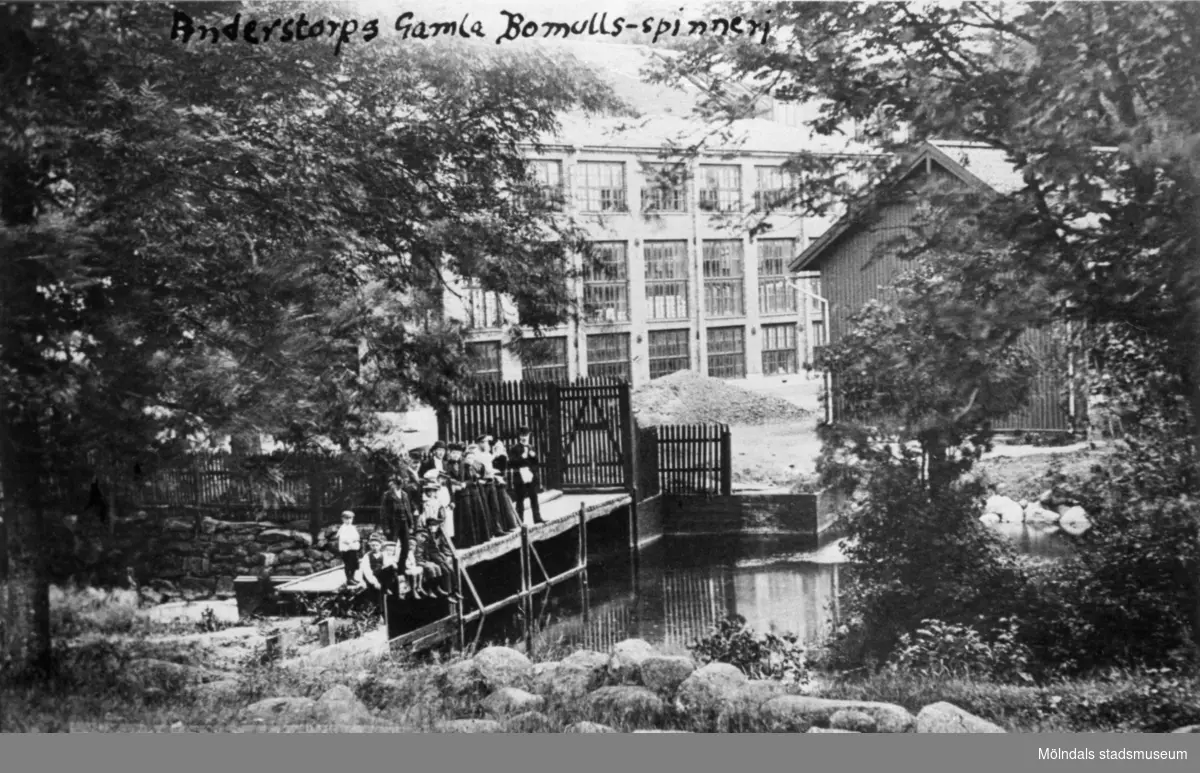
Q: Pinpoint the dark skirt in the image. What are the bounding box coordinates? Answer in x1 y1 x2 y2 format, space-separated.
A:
452 485 488 549
494 481 522 531
480 480 517 534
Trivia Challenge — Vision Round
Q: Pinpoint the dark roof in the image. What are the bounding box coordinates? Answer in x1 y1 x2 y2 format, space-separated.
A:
788 141 1025 272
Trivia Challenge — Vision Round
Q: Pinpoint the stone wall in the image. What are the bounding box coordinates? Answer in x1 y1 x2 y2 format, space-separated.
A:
660 490 844 537
53 509 378 603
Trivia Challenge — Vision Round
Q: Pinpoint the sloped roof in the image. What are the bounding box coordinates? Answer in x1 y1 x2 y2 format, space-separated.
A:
531 40 871 156
788 140 1027 272
536 113 876 155
927 140 1026 195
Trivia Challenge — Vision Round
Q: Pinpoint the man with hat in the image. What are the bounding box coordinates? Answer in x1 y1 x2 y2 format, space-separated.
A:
417 440 448 479
509 426 544 525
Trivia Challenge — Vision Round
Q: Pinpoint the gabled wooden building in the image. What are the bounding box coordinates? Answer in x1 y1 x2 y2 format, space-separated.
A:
788 140 1086 434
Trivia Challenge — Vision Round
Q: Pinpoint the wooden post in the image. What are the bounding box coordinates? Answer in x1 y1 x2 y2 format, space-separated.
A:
578 503 589 628
309 459 324 541
618 382 635 491
519 524 533 654
452 553 466 652
318 618 335 647
719 426 733 496
265 633 282 661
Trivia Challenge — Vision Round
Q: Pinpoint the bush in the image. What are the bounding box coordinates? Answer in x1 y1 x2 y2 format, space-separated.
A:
1061 668 1200 732
690 615 811 686
823 456 1029 669
888 617 1032 682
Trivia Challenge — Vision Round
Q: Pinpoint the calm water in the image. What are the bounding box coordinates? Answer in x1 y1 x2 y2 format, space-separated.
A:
497 522 1072 657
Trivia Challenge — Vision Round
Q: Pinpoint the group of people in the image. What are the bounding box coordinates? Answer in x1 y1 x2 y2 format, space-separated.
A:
334 427 545 611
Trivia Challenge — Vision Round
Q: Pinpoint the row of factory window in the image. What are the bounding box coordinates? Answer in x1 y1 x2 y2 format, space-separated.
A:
528 159 801 214
465 324 803 383
465 239 822 328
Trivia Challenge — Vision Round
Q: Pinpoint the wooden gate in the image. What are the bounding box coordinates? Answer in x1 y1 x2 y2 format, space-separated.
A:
437 378 633 492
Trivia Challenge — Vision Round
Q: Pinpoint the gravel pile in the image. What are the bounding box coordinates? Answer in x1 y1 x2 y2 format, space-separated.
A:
632 371 811 426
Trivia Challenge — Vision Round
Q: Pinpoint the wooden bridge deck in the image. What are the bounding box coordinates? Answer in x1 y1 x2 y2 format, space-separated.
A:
274 489 630 596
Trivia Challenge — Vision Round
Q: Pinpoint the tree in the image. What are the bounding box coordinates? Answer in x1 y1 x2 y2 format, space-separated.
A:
657 0 1200 438
654 0 1200 648
0 1 620 675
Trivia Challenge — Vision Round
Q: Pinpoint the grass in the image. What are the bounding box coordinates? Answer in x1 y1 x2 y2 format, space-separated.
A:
7 584 1198 733
977 446 1112 503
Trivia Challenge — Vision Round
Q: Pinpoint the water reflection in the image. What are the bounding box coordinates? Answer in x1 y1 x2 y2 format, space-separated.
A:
521 523 1069 657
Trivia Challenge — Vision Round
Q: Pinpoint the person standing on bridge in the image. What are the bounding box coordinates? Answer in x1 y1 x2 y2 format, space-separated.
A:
510 426 544 526
337 510 363 588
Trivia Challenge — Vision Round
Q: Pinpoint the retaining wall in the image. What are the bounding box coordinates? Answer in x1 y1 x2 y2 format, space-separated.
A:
660 489 844 537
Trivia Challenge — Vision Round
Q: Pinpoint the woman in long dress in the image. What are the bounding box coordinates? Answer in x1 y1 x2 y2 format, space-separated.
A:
450 443 490 547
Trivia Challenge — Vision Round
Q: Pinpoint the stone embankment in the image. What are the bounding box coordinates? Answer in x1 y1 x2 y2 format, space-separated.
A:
212 639 1015 733
55 510 372 604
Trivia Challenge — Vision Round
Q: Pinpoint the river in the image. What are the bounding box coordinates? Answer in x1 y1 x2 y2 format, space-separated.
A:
474 521 1072 657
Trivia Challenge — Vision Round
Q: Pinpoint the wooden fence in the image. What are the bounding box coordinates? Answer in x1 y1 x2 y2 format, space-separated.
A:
437 378 633 492
655 424 732 496
52 452 394 529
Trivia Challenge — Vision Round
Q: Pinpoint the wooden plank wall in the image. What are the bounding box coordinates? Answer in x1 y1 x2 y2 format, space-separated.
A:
655 423 732 495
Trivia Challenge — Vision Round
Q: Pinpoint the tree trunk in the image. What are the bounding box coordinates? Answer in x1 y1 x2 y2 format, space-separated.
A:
0 413 52 677
1187 182 1200 646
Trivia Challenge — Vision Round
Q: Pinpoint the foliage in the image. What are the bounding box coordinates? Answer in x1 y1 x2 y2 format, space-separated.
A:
888 617 1032 683
689 614 811 686
1 0 623 671
1060 668 1200 733
823 453 1028 669
817 248 1043 494
654 0 1200 665
298 586 381 643
1016 436 1200 675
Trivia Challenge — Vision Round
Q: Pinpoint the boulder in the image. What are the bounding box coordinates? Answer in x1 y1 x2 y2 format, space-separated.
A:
985 495 1024 524
564 721 617 733
163 518 194 534
1024 503 1060 523
260 529 313 547
503 711 555 733
586 685 665 726
480 687 546 717
443 660 486 698
760 696 915 734
275 549 307 564
314 684 378 726
1170 725 1200 733
916 702 1006 733
830 709 877 733
241 696 318 724
608 638 656 684
978 513 1001 525
562 648 610 676
435 719 504 734
639 655 695 695
1058 506 1092 536
474 646 533 691
545 663 598 703
714 680 790 733
675 662 747 718
808 727 859 733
